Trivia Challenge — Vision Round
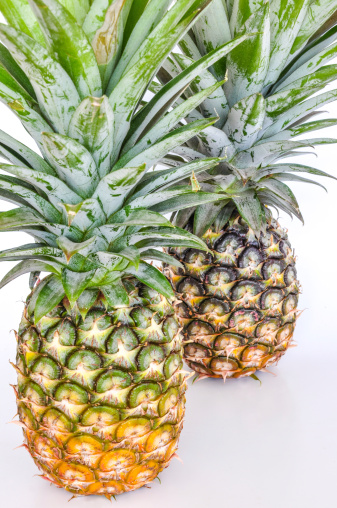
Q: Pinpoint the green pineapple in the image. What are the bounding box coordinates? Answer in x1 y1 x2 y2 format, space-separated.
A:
0 0 244 497
162 0 337 380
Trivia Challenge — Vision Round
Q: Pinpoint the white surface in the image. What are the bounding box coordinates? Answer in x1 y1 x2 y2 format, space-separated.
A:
0 21 337 508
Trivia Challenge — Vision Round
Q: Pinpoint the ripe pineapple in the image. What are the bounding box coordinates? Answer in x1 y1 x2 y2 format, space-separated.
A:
0 0 245 497
162 0 337 380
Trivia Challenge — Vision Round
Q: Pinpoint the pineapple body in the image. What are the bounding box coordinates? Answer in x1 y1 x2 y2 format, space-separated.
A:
166 215 299 380
16 278 186 497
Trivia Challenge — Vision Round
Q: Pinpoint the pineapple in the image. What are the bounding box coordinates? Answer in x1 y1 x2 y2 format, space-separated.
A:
0 0 245 497
162 0 337 380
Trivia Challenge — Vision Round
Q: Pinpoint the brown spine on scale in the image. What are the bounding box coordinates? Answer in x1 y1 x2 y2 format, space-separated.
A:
165 214 300 381
14 279 187 498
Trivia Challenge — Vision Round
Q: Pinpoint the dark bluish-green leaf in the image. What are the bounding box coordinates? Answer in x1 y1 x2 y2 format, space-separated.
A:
126 261 174 299
34 274 65 323
140 248 184 269
232 189 264 234
62 268 96 306
101 279 130 307
0 259 61 289
193 200 227 237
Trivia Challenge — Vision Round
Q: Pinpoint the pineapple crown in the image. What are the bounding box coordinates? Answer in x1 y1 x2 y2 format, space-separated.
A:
0 0 251 321
157 0 337 236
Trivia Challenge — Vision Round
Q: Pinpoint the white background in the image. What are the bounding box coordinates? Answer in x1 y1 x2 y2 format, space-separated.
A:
0 14 337 508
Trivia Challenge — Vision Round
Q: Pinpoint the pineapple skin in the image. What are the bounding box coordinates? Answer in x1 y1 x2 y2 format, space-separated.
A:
165 215 300 380
15 278 186 498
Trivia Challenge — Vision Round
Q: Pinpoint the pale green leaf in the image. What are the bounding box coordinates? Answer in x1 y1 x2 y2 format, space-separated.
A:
29 0 102 99
91 0 133 89
68 96 114 178
42 132 99 199
262 89 337 139
0 207 46 230
57 0 90 24
0 128 55 175
116 118 217 171
0 0 45 45
0 164 82 206
224 93 266 150
0 42 35 97
0 23 81 135
0 175 62 222
0 63 51 149
110 0 172 89
264 0 309 86
108 209 172 227
128 33 248 145
224 2 270 107
191 0 231 79
93 164 146 216
291 0 337 55
132 157 224 198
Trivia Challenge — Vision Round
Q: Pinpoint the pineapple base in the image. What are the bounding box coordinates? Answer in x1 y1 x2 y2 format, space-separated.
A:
165 215 300 380
14 279 187 497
